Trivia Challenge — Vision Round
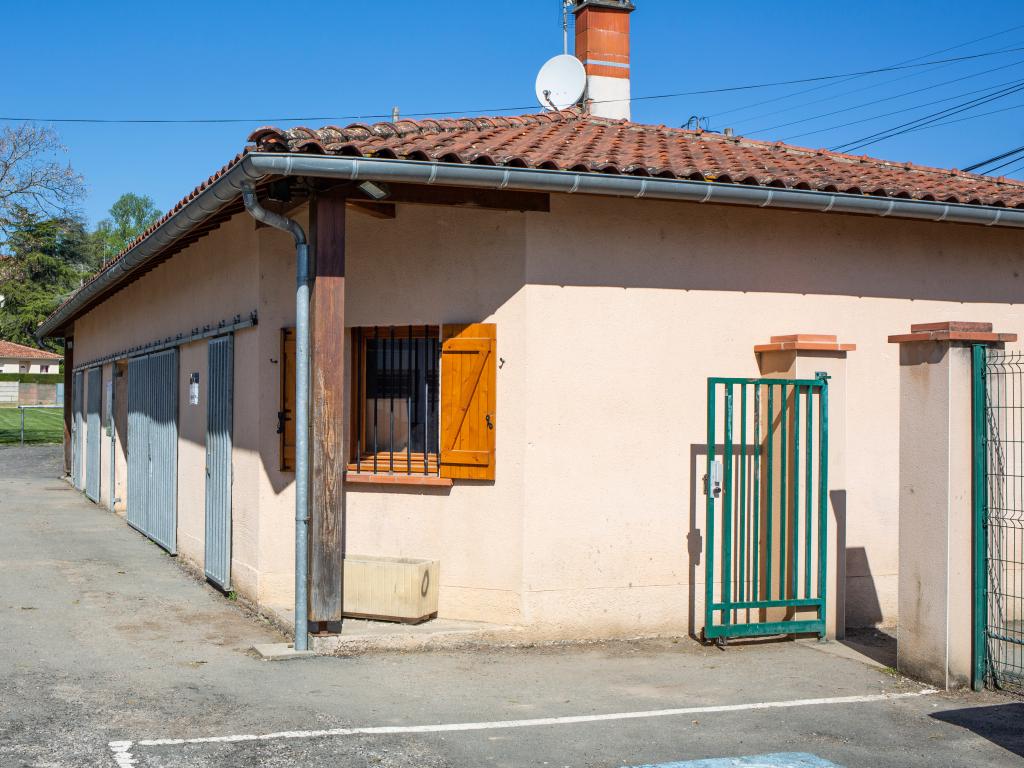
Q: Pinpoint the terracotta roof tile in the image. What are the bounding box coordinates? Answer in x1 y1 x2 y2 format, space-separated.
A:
0 340 62 360
248 109 1024 209
45 109 1024 333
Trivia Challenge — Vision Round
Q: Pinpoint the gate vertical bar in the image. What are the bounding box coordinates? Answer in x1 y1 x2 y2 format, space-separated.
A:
804 386 813 599
971 343 988 691
780 384 788 598
723 384 734 627
766 384 774 602
705 378 717 636
753 384 761 606
739 384 747 604
817 375 829 639
792 385 801 599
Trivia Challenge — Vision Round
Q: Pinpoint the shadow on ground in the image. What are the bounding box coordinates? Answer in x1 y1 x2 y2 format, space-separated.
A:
930 703 1024 758
840 626 896 668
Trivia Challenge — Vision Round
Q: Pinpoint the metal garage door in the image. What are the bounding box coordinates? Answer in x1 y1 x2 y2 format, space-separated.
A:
85 367 102 502
204 335 234 589
71 370 84 489
126 348 179 553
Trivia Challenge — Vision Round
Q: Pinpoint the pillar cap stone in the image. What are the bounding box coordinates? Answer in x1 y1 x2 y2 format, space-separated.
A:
888 321 1017 345
754 334 856 353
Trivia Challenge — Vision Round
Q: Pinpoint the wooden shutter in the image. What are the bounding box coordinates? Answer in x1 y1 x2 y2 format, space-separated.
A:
440 323 496 480
280 328 296 472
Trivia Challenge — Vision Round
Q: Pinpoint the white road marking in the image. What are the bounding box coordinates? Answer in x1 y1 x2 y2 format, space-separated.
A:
108 741 136 767
108 687 937 761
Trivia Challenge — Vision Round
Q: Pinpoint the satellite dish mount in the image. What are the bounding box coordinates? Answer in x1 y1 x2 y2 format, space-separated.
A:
535 54 587 112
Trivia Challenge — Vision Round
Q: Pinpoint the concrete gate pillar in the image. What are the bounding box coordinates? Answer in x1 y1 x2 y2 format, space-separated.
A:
888 321 1016 689
756 334 855 640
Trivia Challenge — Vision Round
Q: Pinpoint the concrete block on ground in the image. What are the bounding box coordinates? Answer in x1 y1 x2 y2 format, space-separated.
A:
252 642 316 661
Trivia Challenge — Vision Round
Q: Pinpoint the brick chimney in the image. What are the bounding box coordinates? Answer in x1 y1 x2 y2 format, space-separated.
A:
573 0 635 121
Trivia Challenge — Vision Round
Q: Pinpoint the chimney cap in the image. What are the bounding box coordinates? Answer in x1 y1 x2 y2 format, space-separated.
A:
574 0 635 12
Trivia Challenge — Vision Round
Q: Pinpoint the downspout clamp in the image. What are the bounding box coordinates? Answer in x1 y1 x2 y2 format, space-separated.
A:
240 183 311 652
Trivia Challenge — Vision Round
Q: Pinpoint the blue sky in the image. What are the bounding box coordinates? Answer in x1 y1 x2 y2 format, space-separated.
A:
4 0 1024 225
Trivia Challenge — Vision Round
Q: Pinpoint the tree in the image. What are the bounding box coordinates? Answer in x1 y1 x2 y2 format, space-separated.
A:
92 192 161 265
0 124 84 242
0 206 90 350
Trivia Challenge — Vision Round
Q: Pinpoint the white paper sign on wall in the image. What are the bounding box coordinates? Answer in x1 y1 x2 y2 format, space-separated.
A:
189 372 200 406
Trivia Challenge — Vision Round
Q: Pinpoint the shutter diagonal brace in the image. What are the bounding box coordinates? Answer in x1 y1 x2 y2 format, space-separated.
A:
443 343 491 454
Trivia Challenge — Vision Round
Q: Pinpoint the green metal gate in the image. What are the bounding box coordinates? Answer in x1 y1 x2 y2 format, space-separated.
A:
972 346 1024 693
704 375 829 643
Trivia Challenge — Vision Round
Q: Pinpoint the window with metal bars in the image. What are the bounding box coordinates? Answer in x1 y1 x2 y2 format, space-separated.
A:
350 326 440 476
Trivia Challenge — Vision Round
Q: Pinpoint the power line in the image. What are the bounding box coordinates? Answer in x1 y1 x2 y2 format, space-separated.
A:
975 151 1024 175
804 100 1024 146
713 24 1024 124
830 80 1024 152
999 159 1024 177
778 75 1024 143
958 143 1024 171
747 59 1024 137
3 47 1024 125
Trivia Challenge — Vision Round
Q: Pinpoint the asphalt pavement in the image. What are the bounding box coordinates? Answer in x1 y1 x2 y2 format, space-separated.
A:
1 445 1021 768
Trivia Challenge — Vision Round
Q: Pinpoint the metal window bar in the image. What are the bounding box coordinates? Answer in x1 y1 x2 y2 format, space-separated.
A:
705 376 828 642
354 327 362 473
353 326 441 476
975 347 1024 694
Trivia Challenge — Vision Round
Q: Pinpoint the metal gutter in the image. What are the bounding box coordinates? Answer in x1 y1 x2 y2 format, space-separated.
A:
37 152 1024 339
248 153 1024 229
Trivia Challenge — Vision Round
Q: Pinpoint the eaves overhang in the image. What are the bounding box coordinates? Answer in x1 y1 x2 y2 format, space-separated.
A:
37 153 1024 340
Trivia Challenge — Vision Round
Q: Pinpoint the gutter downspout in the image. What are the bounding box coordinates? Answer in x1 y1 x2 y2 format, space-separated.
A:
240 183 311 652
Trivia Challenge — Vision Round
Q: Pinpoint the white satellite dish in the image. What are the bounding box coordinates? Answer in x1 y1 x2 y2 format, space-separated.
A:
535 54 586 111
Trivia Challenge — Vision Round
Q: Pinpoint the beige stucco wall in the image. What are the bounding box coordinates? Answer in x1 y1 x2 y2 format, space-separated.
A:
112 361 128 514
64 188 1024 638
70 214 264 597
516 194 1022 636
341 204 529 624
0 359 58 373
177 341 207 565
98 363 113 509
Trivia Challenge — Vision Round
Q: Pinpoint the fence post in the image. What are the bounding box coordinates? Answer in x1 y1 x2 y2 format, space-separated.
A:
888 322 1015 690
755 333 854 640
20 406 25 446
970 344 987 692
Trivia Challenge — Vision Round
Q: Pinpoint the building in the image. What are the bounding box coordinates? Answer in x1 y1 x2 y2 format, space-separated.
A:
0 340 62 374
38 1 1024 651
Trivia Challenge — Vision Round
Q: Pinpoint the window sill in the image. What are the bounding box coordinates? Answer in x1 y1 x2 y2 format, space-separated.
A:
345 473 453 488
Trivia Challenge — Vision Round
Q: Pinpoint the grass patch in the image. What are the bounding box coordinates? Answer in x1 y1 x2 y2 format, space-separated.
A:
0 406 64 445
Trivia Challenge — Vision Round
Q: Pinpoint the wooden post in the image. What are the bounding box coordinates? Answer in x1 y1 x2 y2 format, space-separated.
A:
63 337 73 475
308 192 346 624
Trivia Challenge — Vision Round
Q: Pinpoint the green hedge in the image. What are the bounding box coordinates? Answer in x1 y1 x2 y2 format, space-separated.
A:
0 373 62 384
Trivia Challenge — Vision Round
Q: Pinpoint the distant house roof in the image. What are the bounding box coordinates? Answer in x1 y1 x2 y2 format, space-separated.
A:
0 340 62 360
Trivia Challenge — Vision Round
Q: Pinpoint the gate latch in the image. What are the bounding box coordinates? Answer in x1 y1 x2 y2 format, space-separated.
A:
704 460 723 499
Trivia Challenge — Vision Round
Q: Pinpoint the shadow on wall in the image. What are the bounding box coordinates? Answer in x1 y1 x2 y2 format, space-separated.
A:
529 196 1024 304
845 545 883 628
687 443 705 638
931 703 1024 758
687 448 855 640
831 489 848 636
